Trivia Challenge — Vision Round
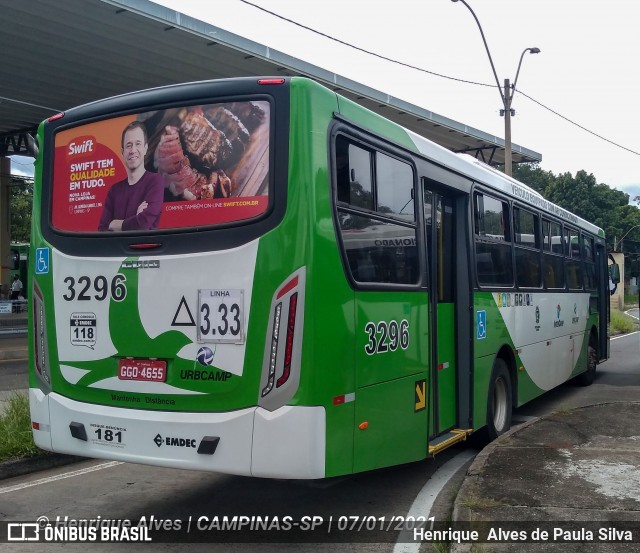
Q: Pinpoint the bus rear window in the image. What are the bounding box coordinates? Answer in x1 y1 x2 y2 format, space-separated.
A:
51 101 270 233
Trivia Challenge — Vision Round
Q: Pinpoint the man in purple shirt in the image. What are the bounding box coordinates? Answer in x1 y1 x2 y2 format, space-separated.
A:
98 121 164 231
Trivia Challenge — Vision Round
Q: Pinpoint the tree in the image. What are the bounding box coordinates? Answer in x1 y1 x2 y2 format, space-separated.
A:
511 163 555 196
511 163 638 253
9 175 33 243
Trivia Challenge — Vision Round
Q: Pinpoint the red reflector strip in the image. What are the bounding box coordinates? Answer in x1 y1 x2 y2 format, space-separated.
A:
32 422 50 432
277 293 297 387
333 393 355 405
258 78 285 85
276 275 298 300
129 243 162 250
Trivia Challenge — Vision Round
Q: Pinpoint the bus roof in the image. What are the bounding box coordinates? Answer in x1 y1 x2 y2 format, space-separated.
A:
401 127 603 237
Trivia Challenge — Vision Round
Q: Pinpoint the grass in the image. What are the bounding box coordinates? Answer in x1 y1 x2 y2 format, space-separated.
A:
611 308 637 334
458 490 504 511
0 392 39 461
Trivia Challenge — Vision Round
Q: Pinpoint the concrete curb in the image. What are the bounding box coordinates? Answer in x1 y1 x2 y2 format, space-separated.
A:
450 402 640 552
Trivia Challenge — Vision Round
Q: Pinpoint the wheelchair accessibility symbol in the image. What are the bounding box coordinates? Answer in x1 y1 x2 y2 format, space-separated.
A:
476 310 487 340
35 248 50 275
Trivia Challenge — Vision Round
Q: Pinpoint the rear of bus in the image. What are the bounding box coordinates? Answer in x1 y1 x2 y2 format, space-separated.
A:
29 77 343 478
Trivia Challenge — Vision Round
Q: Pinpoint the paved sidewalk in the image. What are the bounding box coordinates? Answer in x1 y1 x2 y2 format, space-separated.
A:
452 403 640 552
0 334 28 415
0 335 28 361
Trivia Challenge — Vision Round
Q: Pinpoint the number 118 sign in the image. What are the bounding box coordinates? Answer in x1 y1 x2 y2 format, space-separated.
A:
198 289 245 344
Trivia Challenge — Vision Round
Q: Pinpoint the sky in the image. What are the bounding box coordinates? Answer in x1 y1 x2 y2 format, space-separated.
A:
12 0 640 197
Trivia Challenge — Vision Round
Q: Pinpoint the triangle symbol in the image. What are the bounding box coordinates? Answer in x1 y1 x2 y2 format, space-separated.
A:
172 296 196 327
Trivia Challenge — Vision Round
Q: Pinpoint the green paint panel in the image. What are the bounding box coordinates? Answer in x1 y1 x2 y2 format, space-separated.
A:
436 302 456 431
353 376 427 473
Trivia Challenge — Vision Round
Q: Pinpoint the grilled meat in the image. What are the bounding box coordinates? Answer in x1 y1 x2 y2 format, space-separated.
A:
180 110 232 170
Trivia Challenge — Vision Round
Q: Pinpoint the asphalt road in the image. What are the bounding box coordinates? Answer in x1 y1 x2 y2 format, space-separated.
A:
0 358 27 392
1 334 639 552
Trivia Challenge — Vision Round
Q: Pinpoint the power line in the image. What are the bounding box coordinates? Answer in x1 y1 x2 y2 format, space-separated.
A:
239 0 640 158
0 95 59 112
515 90 640 157
238 0 495 89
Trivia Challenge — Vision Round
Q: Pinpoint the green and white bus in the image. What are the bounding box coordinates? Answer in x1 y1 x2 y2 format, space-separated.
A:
29 77 609 478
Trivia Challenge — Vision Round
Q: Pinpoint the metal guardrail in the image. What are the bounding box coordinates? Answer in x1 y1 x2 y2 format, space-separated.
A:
0 300 28 334
0 299 27 314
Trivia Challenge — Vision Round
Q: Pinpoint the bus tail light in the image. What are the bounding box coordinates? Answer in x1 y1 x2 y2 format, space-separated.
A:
32 282 51 387
276 292 297 388
261 303 282 398
259 268 306 410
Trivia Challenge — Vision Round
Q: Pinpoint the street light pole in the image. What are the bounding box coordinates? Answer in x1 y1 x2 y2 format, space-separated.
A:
503 78 513 177
451 0 540 176
618 225 640 253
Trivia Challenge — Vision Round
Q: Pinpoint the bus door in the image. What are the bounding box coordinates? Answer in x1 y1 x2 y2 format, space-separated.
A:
423 182 457 436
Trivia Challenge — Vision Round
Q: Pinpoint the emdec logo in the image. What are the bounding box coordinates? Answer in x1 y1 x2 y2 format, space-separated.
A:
153 433 197 448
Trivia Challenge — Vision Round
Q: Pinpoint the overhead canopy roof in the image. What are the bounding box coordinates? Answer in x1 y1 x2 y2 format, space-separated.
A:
0 0 541 166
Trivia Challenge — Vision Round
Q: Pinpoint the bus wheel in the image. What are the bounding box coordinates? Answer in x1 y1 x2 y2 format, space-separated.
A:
487 359 512 441
576 339 597 386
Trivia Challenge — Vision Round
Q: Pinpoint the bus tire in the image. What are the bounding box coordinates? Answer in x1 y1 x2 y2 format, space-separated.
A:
486 358 512 441
576 338 597 386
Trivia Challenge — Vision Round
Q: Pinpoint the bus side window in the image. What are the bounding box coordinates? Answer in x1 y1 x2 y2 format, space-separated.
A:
474 193 514 287
334 136 418 286
335 136 373 211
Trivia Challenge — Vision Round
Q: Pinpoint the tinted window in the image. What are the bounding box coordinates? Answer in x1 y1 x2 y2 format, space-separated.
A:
474 193 513 287
583 235 594 261
543 253 565 289
475 194 510 241
515 248 541 288
566 259 583 289
514 208 539 247
476 242 514 287
376 152 414 221
542 219 563 253
338 213 418 284
335 136 418 286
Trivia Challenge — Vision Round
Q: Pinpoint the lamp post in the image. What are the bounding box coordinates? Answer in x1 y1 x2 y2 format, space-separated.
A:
616 225 640 252
451 0 540 176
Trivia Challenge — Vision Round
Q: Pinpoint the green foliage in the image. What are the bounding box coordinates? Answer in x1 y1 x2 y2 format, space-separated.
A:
0 392 39 461
512 163 640 254
610 309 636 335
9 176 33 243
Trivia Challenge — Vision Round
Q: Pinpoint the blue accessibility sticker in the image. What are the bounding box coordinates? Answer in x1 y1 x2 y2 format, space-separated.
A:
35 248 50 275
476 310 487 340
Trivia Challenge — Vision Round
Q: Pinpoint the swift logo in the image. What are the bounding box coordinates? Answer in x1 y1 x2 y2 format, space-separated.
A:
66 136 96 160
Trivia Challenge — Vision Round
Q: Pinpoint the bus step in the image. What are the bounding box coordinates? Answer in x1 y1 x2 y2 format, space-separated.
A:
428 429 472 457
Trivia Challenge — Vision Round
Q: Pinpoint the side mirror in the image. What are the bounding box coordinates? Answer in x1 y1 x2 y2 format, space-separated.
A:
609 263 620 284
